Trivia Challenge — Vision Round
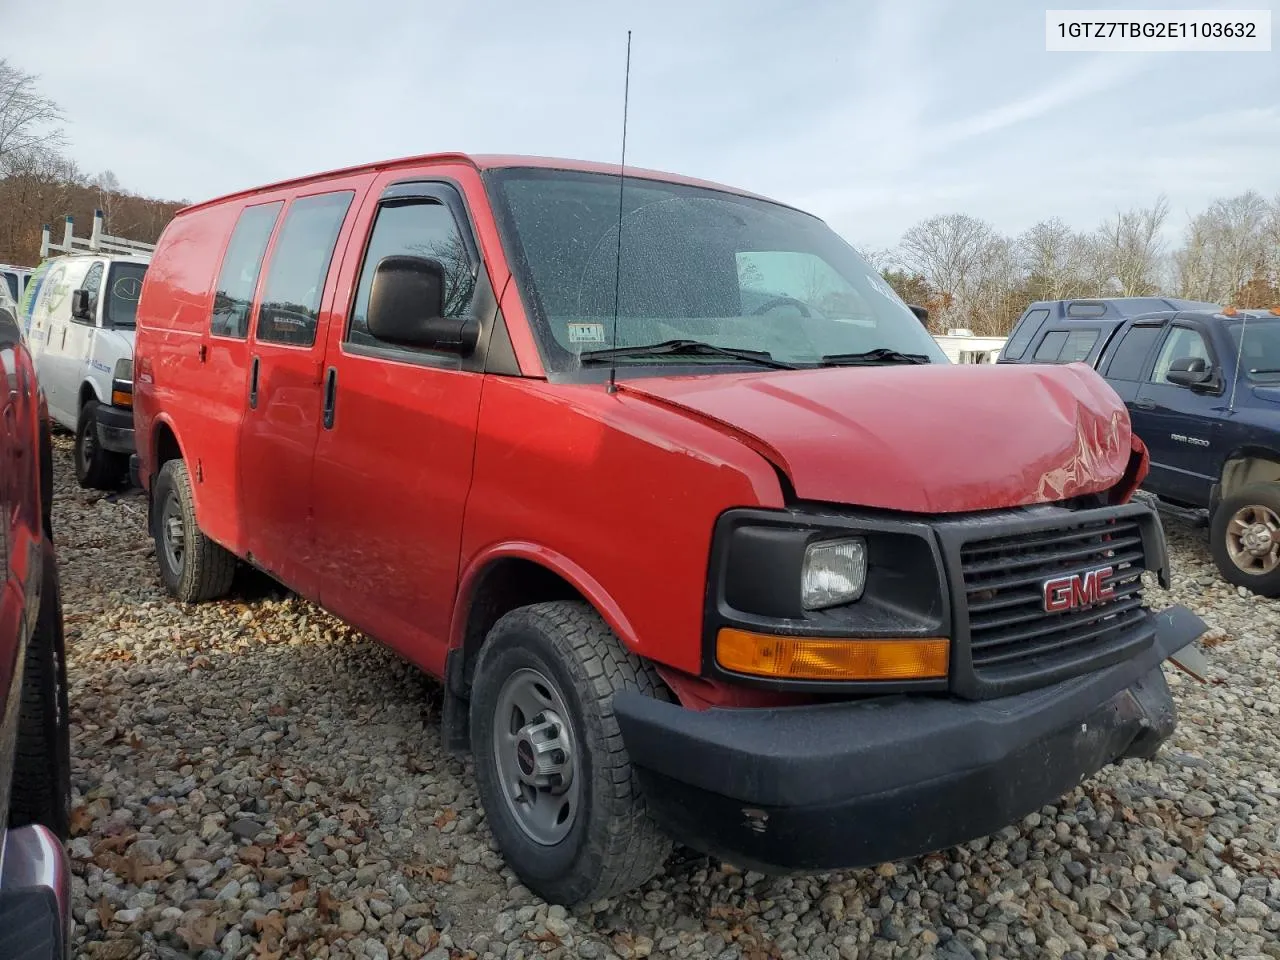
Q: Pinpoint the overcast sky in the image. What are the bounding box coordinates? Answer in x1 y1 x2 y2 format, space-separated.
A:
4 0 1278 250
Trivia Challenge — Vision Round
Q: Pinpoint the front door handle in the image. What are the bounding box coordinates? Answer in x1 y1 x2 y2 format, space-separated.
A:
249 356 260 409
1133 398 1155 411
322 366 337 429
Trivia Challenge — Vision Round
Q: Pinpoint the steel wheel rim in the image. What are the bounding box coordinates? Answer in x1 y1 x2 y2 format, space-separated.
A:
77 426 95 475
492 667 579 845
1225 503 1280 576
160 491 186 573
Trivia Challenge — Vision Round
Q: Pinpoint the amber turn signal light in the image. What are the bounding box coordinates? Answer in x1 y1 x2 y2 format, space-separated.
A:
111 389 133 408
716 628 949 681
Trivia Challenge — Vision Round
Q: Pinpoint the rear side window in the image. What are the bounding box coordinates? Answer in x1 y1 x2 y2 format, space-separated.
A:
347 199 477 352
1104 325 1163 381
212 201 282 339
256 191 353 346
1003 308 1049 360
1034 330 1069 361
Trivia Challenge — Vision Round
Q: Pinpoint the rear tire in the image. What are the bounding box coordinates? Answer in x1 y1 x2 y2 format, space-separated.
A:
470 601 672 905
8 542 71 841
153 459 236 603
74 399 126 490
1210 482 1280 597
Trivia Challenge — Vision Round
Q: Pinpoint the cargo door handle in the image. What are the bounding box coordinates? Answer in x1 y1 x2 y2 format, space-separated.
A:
1133 398 1155 411
249 356 260 409
322 367 337 429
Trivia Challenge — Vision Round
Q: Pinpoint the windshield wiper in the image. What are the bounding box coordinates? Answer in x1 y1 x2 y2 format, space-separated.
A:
579 338 798 370
820 347 931 366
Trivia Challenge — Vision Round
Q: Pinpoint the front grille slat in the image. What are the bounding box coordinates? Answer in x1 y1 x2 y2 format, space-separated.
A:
971 594 1147 652
973 606 1149 665
961 534 1144 577
964 548 1143 594
956 510 1154 693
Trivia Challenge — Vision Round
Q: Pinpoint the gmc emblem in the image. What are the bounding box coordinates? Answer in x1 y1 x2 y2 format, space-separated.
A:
1042 566 1115 613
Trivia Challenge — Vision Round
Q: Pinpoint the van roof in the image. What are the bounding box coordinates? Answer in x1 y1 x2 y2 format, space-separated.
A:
176 153 791 217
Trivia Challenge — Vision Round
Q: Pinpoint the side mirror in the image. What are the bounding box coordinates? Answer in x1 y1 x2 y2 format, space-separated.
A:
366 255 477 354
908 304 929 326
1166 356 1212 387
71 289 93 322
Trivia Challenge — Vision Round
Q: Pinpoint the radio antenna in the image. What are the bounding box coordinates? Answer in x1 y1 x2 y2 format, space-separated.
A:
607 30 632 395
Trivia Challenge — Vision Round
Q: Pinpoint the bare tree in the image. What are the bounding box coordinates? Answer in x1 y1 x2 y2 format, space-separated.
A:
1018 218 1091 301
1095 195 1170 296
0 59 64 166
93 170 122 233
1175 191 1271 304
898 213 997 324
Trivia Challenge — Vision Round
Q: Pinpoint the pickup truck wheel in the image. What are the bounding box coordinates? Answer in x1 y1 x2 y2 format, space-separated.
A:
8 544 71 841
153 460 236 603
74 400 126 490
1210 483 1280 597
470 601 673 904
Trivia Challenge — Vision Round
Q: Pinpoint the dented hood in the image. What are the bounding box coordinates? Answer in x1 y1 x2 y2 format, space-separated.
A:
623 362 1137 513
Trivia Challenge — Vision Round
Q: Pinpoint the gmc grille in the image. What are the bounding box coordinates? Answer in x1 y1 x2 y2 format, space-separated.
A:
940 504 1164 698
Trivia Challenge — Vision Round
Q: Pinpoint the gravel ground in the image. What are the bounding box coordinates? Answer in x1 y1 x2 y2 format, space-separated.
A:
52 435 1280 960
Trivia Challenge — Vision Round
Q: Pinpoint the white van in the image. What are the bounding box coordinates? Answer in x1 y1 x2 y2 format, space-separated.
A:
26 253 147 488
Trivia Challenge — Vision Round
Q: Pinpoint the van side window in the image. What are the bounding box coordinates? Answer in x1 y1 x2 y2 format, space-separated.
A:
1104 325 1163 381
347 199 477 351
211 201 282 339
80 263 104 320
256 192 353 347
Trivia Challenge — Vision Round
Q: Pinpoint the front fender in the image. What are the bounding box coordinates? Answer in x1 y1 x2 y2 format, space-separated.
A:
449 543 641 656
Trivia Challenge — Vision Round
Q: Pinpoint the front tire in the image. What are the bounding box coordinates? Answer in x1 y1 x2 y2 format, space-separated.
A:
1210 482 1280 597
8 542 71 840
74 399 126 490
470 601 673 905
153 459 236 603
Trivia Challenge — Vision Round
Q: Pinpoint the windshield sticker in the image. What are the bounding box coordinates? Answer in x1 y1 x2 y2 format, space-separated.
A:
568 322 606 344
113 276 143 300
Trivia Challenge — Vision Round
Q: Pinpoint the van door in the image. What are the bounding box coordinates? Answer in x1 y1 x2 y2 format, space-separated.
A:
63 260 105 424
238 183 365 596
34 259 93 427
308 174 487 674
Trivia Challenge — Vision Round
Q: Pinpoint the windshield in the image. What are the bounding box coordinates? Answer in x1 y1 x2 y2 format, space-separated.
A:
1226 318 1280 382
106 262 146 329
485 168 947 374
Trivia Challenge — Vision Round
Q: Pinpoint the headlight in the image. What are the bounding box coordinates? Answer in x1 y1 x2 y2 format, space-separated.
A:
113 357 133 382
801 537 867 610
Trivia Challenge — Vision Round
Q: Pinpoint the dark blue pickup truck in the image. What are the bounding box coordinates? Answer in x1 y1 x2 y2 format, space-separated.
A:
1000 298 1280 596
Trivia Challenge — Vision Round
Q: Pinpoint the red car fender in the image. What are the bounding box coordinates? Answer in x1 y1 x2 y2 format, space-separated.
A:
449 541 641 656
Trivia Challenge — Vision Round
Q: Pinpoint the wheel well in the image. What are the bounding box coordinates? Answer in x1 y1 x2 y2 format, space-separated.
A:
458 558 581 691
154 422 182 468
78 381 97 413
1220 456 1280 500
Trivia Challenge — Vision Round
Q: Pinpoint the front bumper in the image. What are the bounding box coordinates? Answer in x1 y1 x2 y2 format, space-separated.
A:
94 402 135 455
615 605 1206 873
0 824 70 959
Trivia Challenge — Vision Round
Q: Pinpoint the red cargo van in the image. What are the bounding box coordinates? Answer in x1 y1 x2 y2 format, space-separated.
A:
133 153 1209 905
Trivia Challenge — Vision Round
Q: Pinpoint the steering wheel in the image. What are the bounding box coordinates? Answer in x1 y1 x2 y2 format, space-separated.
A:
750 295 811 317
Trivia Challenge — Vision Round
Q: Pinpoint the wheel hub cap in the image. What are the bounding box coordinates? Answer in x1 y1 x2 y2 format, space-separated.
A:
492 668 580 846
1242 523 1274 555
161 495 185 570
1226 503 1280 576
